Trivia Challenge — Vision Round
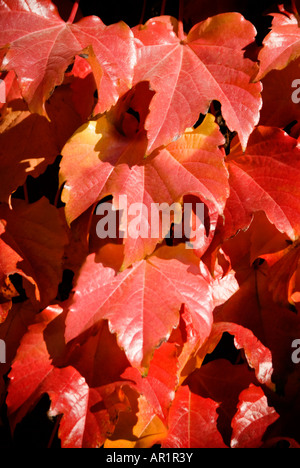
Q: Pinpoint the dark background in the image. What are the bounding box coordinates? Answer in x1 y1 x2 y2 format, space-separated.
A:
75 0 277 28
70 0 283 42
55 0 286 43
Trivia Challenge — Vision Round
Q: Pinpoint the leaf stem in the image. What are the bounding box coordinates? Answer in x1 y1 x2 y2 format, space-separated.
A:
67 1 80 24
47 415 62 448
139 0 147 25
178 0 184 40
161 0 167 16
291 0 298 14
291 0 300 24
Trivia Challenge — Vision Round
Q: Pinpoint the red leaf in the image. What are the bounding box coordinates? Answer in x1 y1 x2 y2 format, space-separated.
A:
7 306 132 448
0 70 22 115
231 384 279 448
68 55 97 120
0 276 18 322
121 342 179 424
133 13 261 153
0 198 68 308
225 126 300 240
0 83 90 202
0 300 36 385
60 111 228 268
161 385 227 448
259 58 300 129
100 114 228 268
2 1 300 448
6 305 66 430
197 322 275 389
215 244 300 387
257 9 300 80
0 0 135 115
261 241 300 306
186 359 257 446
65 245 214 372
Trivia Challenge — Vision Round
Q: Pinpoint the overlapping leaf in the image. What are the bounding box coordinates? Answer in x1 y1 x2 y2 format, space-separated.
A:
0 0 136 115
259 58 300 129
60 111 229 268
160 384 227 448
186 359 258 446
261 240 300 307
0 198 68 308
257 8 300 80
1 0 300 449
196 321 275 389
0 300 36 393
0 82 92 202
224 126 300 240
65 245 214 372
133 13 262 153
218 238 300 387
7 306 136 448
230 384 279 448
121 341 179 424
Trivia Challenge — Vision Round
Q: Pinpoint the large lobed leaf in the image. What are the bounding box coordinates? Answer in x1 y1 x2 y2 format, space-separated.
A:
60 112 229 268
0 0 136 115
2 0 300 449
133 13 262 153
65 245 214 373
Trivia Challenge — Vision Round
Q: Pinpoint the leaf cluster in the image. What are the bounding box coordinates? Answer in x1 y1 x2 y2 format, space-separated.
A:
0 0 300 448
